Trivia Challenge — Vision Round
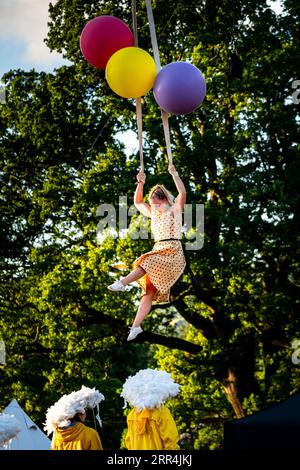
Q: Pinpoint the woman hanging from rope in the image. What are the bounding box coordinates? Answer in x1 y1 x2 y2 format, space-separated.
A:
108 163 186 341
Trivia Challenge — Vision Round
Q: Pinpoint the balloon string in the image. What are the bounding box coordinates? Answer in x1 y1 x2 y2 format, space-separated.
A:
131 0 138 47
145 0 173 167
132 0 144 172
136 98 144 172
161 110 173 166
145 0 161 72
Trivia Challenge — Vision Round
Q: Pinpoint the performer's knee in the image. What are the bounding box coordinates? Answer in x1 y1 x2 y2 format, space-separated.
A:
145 284 157 296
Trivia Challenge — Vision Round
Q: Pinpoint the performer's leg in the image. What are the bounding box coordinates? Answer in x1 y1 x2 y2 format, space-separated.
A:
127 280 157 341
121 266 146 286
108 266 146 292
132 283 157 327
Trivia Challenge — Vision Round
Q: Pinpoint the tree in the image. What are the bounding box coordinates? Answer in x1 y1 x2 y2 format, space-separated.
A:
1 0 300 449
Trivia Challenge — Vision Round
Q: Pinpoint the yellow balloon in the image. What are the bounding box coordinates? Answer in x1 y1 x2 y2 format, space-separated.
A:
105 47 157 99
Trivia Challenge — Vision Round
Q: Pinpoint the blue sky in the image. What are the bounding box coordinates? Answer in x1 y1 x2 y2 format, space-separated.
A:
0 0 67 78
0 0 139 151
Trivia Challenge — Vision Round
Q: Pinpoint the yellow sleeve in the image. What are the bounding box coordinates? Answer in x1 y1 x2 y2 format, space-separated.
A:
125 430 131 450
88 429 103 450
158 407 180 450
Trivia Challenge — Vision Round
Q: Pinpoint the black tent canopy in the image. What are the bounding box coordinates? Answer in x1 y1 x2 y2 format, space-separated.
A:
224 392 300 450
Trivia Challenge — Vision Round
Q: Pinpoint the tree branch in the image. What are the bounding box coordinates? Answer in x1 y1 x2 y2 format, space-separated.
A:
173 297 216 340
184 258 238 336
79 304 202 355
133 330 202 354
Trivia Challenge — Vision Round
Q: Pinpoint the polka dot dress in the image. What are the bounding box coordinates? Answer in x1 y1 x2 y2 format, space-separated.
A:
133 207 186 304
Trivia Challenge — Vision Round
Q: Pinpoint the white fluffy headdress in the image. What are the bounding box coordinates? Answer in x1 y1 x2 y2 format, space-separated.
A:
121 369 180 411
0 413 21 447
44 385 105 436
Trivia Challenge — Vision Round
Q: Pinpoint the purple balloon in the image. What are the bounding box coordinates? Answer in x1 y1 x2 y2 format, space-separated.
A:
154 61 206 115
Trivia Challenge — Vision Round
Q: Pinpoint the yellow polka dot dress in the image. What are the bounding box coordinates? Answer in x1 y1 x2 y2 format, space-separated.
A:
133 208 186 303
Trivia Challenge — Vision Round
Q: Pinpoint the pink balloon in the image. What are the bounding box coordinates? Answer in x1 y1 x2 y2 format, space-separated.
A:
80 16 134 69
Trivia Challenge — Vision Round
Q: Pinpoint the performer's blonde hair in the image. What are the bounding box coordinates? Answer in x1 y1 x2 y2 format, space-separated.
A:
148 184 175 206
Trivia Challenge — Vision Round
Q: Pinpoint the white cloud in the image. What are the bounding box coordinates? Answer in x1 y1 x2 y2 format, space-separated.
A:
0 0 64 66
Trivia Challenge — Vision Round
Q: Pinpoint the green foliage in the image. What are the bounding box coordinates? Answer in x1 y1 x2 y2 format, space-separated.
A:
1 0 300 450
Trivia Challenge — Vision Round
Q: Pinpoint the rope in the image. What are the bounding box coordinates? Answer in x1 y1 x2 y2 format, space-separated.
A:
145 0 161 72
136 98 144 172
131 0 138 46
145 0 173 166
161 109 173 166
131 0 144 172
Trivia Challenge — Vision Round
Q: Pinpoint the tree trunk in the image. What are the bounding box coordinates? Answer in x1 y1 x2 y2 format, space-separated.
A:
222 368 246 418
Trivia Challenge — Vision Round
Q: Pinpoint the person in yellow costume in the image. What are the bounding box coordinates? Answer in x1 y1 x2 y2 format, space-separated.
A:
121 368 181 450
50 410 102 451
44 385 104 451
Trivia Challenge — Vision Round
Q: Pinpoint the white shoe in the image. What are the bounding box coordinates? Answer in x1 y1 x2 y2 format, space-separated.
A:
108 278 126 292
127 326 143 341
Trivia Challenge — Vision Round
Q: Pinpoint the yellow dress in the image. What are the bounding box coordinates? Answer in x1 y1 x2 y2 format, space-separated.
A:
133 207 186 303
51 422 103 450
125 407 180 450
